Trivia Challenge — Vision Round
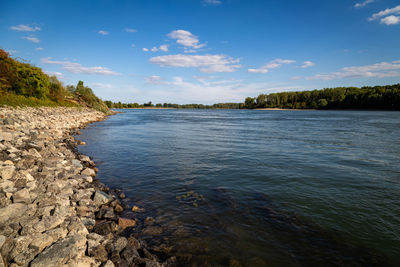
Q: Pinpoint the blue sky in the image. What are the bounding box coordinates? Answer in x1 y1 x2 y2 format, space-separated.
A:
1 0 400 104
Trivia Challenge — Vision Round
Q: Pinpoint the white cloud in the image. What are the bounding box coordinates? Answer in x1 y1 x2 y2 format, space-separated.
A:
90 82 113 89
98 30 109 35
203 0 222 5
35 47 44 51
248 68 269 74
125 28 137 33
151 46 158 52
44 71 64 79
369 5 400 25
159 44 168 52
248 58 295 73
145 75 163 84
149 54 241 73
381 15 400 25
167 30 206 51
354 0 374 8
306 60 400 80
142 75 301 104
142 48 149 52
6 50 18 55
41 58 120 76
10 24 40 32
301 61 315 68
21 36 40 43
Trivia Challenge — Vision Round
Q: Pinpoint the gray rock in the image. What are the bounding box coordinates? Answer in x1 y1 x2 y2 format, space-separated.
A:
81 217 96 230
30 235 86 267
3 118 14 125
93 190 113 206
71 159 83 169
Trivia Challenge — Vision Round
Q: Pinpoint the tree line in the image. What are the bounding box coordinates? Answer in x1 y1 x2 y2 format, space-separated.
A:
243 84 400 110
104 101 241 109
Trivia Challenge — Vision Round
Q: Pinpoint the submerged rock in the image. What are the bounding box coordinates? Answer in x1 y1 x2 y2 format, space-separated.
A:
118 218 136 230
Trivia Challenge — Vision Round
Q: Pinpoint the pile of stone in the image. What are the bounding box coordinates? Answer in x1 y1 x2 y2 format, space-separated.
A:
0 107 168 267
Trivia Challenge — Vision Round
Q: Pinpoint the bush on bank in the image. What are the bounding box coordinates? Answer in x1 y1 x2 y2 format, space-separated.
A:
0 49 110 113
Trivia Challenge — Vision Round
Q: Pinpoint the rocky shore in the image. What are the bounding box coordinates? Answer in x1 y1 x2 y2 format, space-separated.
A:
0 107 170 267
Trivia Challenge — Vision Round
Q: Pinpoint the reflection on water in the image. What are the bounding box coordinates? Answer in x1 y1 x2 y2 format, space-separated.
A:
77 109 400 266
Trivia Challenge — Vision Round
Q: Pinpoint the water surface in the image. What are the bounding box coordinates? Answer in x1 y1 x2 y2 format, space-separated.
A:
77 109 400 266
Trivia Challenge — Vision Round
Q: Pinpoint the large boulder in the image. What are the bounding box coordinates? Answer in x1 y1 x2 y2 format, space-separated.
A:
30 235 86 267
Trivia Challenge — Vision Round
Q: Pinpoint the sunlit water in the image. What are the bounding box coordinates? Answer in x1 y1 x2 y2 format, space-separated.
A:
77 109 400 266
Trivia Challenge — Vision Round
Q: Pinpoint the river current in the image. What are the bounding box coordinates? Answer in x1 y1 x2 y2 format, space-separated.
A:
77 109 400 266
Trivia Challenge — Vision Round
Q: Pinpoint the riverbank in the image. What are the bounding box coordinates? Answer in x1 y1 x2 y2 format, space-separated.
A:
0 107 169 267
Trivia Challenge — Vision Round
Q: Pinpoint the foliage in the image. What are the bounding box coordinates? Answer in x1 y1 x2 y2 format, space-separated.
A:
69 81 110 113
0 49 110 113
243 85 400 110
0 92 78 108
0 49 49 98
105 101 242 109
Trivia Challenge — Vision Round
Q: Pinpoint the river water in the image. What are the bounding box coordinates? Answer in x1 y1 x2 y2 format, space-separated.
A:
77 109 400 266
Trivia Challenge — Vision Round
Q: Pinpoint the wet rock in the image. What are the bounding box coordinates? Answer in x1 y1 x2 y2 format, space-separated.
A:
145 217 155 225
163 256 178 267
143 226 163 236
118 218 136 230
113 237 128 253
229 259 242 267
114 203 124 213
93 221 120 235
131 205 139 212
30 235 86 267
122 247 140 263
88 243 108 262
119 192 126 199
127 236 141 250
97 206 115 219
94 190 113 206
